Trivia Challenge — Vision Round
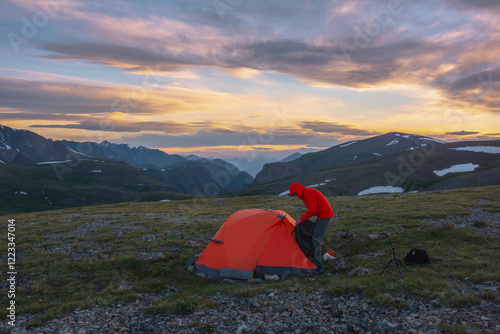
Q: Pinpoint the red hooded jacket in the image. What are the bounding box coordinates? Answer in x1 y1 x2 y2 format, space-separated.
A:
289 182 334 222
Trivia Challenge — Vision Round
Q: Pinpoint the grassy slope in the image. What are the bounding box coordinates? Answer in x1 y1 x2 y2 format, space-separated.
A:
1 186 499 327
240 146 500 197
0 160 192 214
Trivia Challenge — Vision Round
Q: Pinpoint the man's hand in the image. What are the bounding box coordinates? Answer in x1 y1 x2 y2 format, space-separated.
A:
295 218 301 225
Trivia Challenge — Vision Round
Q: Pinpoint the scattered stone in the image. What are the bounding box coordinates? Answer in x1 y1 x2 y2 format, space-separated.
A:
378 293 396 304
248 278 264 284
356 250 385 259
367 232 390 240
236 322 249 334
380 319 398 331
430 299 441 308
187 240 201 248
168 246 183 254
419 221 456 230
426 329 442 334
335 259 354 272
4 288 500 334
222 278 238 283
347 266 376 277
5 205 500 334
337 229 355 238
137 252 164 260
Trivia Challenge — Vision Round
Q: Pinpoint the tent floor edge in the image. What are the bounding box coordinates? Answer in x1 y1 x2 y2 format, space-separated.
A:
219 267 253 280
195 264 221 280
254 265 316 280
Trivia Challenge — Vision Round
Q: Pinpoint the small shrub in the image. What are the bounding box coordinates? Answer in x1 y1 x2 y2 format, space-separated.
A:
198 323 217 332
170 301 196 315
472 221 488 228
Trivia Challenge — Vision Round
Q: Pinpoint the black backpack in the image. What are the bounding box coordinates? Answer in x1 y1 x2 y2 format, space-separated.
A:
404 248 430 264
293 220 321 267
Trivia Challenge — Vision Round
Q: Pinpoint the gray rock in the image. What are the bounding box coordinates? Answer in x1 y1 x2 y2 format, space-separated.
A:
381 319 398 331
335 259 354 272
264 274 280 281
367 232 390 240
430 299 441 308
222 278 238 283
187 240 201 248
347 266 375 277
337 229 355 238
236 322 249 334
426 329 442 334
248 278 264 284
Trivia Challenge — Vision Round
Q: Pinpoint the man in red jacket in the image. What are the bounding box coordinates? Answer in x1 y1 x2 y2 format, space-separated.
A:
290 182 334 273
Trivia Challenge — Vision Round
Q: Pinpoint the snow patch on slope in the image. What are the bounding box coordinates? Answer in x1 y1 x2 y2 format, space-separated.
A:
450 146 500 154
433 163 479 177
420 137 446 144
37 160 72 165
386 139 399 146
358 186 404 196
339 141 358 148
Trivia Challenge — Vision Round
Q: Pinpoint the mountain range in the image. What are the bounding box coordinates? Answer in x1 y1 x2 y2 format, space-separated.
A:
58 140 186 169
243 132 500 197
0 124 253 212
1 124 500 213
0 124 79 166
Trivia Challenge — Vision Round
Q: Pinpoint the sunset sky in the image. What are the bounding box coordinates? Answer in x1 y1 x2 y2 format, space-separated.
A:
1 0 499 158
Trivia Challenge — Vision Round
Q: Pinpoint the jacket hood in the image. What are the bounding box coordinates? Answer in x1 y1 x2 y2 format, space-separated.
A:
289 182 305 197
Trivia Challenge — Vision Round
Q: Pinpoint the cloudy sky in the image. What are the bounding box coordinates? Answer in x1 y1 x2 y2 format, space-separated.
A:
1 0 499 158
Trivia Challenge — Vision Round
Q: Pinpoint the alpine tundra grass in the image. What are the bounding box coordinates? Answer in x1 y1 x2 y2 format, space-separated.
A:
1 186 499 327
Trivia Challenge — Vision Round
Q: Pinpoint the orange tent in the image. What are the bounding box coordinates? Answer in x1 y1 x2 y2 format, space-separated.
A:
187 209 317 279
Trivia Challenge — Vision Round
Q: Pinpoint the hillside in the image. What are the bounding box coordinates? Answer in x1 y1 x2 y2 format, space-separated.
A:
1 186 499 332
0 124 80 166
59 140 186 169
244 133 500 197
0 125 255 213
254 132 445 184
0 159 191 214
144 158 254 194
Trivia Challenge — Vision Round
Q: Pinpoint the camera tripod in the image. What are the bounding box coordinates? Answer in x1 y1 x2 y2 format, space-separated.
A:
380 244 410 280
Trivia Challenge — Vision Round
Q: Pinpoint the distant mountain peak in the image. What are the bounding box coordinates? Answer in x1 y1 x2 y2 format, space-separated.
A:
0 124 76 166
99 140 133 149
59 139 185 169
254 132 448 184
281 152 302 162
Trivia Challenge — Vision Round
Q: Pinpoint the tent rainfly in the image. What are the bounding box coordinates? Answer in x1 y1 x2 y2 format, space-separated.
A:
186 209 317 280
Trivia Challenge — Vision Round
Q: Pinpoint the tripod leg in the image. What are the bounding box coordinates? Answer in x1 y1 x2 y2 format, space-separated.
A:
380 258 394 276
396 257 410 272
395 258 404 280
